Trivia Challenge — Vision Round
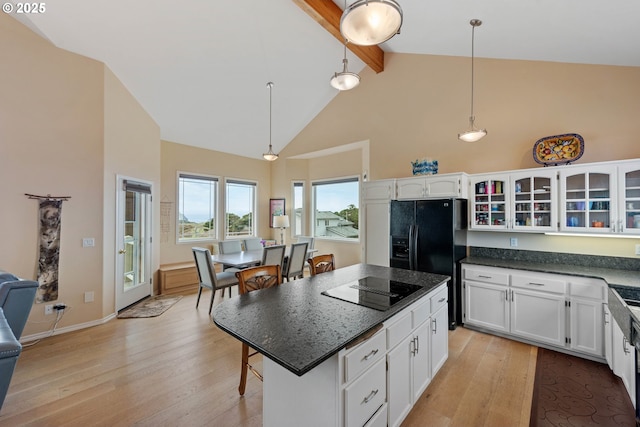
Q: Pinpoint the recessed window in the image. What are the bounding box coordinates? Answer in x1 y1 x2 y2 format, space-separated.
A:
177 173 218 242
312 177 359 241
292 181 305 237
225 179 257 238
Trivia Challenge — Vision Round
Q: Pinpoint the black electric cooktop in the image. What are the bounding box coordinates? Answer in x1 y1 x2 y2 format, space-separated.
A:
321 276 422 311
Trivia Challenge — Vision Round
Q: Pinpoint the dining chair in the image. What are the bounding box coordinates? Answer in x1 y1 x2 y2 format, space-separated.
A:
261 244 286 267
307 254 336 276
243 237 263 251
218 240 244 272
282 242 308 281
235 264 283 395
192 247 239 314
297 236 315 273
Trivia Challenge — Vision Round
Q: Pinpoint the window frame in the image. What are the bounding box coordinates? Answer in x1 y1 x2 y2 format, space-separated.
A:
291 181 305 238
311 176 360 242
176 172 219 243
224 178 258 240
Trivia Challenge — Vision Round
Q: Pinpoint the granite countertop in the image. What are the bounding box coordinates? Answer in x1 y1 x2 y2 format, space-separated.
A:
462 247 640 289
212 263 449 377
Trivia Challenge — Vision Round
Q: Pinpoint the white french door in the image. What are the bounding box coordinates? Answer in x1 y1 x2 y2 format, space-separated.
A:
116 176 153 311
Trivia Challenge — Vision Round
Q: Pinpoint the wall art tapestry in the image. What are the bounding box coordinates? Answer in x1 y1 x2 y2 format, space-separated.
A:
34 199 63 302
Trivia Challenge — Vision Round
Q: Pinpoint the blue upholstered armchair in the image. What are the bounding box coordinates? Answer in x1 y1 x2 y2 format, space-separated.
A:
0 271 38 411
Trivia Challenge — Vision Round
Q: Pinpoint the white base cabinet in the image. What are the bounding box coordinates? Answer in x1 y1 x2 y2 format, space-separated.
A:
263 283 449 427
463 265 605 359
611 313 636 408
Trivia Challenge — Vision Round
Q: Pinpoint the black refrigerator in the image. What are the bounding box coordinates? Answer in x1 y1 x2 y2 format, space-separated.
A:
389 198 467 330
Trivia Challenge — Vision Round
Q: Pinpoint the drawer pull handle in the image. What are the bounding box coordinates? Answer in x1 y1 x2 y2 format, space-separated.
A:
527 282 545 286
478 275 491 279
438 297 446 303
363 349 379 361
363 389 379 404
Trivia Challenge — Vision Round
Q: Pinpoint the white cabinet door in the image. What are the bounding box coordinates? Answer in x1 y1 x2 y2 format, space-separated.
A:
559 165 615 233
387 335 413 427
510 288 566 347
510 170 557 232
396 177 427 200
464 280 510 333
363 179 396 201
363 201 389 266
430 304 449 377
569 297 603 357
412 321 432 403
617 163 640 235
469 174 510 230
603 305 613 369
424 174 466 198
611 318 636 407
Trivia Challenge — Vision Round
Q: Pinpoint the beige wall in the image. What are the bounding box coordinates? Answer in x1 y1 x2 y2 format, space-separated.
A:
159 140 272 265
1 13 159 336
275 52 640 259
104 67 161 312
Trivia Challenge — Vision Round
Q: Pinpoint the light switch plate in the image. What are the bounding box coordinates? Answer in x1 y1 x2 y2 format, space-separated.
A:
635 244 640 256
82 238 95 247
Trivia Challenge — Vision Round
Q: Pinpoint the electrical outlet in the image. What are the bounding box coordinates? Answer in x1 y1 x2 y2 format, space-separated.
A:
510 237 518 247
636 244 640 256
45 304 53 315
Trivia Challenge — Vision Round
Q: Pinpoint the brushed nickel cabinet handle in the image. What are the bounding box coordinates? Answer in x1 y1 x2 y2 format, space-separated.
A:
363 349 379 361
363 389 379 404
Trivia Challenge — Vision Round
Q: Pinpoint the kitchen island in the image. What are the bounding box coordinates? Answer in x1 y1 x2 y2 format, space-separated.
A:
212 263 450 427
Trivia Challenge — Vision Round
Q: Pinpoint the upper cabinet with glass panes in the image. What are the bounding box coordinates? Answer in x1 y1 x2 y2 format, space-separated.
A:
617 163 640 235
510 170 557 232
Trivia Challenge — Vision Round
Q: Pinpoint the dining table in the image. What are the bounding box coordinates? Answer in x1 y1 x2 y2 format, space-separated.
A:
210 246 317 268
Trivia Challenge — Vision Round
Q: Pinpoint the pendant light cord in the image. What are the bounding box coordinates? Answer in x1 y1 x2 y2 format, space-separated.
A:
268 81 273 151
470 22 476 120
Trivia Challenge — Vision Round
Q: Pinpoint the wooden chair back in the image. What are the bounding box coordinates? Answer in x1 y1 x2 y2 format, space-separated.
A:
307 254 336 276
236 264 283 294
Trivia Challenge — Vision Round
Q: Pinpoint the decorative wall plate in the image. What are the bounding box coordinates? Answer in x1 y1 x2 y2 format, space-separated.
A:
533 133 584 166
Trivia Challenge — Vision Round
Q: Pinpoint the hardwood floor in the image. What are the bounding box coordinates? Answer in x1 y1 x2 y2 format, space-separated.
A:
1 291 536 426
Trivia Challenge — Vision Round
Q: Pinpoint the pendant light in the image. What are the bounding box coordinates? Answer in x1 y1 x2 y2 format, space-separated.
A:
330 41 360 91
263 81 278 161
340 0 403 46
458 19 487 143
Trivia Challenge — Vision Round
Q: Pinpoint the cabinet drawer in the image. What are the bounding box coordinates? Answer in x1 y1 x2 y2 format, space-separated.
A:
412 300 431 329
511 273 565 294
430 285 448 313
386 312 412 351
344 331 386 384
464 266 509 285
569 278 606 299
344 359 386 427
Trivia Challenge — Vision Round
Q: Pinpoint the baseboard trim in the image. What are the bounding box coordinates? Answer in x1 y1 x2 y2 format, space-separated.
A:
20 313 117 344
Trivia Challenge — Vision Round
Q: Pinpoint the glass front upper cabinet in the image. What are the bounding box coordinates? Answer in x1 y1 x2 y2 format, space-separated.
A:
559 166 614 233
619 164 640 234
510 171 557 232
470 175 509 230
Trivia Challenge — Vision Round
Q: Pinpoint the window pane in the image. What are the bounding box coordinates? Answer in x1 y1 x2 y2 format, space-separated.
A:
226 180 256 238
312 178 359 240
292 182 304 237
178 174 217 242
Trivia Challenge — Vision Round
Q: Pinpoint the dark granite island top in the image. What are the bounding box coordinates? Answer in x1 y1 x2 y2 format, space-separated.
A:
212 263 449 377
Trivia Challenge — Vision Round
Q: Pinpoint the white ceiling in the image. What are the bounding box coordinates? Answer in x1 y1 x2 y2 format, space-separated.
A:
12 0 640 159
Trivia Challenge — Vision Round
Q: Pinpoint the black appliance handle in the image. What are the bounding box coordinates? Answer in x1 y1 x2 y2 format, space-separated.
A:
408 225 415 270
412 224 419 270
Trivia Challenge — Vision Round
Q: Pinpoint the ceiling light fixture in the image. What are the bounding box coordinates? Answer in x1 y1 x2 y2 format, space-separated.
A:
330 42 360 90
458 19 487 143
263 81 278 161
340 0 403 46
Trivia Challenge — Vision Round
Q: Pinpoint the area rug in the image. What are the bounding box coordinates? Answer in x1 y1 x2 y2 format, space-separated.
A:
530 347 636 427
117 295 182 318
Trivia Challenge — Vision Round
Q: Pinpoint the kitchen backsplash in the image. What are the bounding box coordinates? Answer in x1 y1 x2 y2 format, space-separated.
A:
469 247 640 271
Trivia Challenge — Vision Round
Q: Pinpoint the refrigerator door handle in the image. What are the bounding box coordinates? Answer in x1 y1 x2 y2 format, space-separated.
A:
412 225 419 270
408 225 415 270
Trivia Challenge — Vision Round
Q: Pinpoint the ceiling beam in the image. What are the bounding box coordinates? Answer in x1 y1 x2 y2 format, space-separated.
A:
293 0 384 73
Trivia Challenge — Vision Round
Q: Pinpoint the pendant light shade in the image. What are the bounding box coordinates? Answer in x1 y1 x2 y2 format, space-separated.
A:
263 82 279 161
458 19 487 143
340 0 403 46
330 42 360 91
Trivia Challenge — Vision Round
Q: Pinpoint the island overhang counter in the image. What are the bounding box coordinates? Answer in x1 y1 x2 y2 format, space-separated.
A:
212 263 450 427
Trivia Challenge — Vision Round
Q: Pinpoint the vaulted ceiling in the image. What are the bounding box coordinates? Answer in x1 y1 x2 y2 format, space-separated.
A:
11 0 640 159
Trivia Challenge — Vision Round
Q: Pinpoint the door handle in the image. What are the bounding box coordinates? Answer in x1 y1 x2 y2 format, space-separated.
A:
118 249 126 254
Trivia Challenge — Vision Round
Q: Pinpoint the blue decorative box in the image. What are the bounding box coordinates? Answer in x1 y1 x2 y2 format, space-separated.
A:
411 158 438 176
